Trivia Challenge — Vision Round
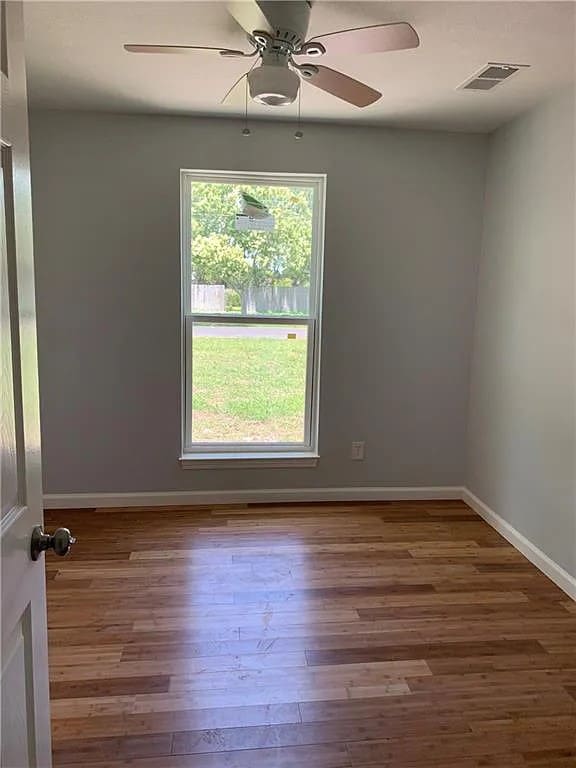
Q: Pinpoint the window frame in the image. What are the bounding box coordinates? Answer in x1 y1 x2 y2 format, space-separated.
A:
180 169 326 466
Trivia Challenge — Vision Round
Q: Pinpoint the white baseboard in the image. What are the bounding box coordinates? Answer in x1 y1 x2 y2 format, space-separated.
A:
462 488 576 601
43 486 463 509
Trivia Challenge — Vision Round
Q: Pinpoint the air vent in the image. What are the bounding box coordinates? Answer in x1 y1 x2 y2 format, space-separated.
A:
464 79 499 91
458 62 529 93
478 65 519 80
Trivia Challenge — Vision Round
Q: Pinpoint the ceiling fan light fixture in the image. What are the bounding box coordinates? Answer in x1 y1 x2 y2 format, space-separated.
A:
248 65 300 106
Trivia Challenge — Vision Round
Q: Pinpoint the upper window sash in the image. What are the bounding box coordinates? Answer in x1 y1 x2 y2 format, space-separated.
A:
180 169 326 318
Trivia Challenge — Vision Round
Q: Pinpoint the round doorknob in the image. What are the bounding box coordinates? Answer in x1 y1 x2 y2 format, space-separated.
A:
51 527 76 556
30 526 76 561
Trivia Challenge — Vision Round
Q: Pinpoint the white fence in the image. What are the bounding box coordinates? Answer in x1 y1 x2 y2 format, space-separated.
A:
191 284 225 312
191 284 309 315
242 286 309 315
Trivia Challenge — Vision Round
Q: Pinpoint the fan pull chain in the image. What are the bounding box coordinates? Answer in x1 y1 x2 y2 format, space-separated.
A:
294 88 303 140
242 76 251 136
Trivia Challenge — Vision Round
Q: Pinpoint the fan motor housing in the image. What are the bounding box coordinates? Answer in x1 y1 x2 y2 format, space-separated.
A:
259 1 312 49
248 64 300 106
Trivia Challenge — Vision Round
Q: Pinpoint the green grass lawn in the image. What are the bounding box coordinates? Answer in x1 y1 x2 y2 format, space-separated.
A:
192 336 307 442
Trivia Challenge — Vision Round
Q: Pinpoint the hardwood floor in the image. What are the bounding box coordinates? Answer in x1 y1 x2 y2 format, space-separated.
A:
45 501 576 767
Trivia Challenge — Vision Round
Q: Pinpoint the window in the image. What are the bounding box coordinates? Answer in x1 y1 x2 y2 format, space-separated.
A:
180 170 326 466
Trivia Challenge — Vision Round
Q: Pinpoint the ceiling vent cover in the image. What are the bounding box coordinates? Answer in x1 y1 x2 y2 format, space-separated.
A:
459 62 529 92
478 65 519 80
464 79 499 91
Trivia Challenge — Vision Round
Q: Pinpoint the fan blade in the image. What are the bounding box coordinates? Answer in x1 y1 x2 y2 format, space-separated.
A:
306 22 419 56
124 44 248 57
303 65 381 107
226 1 273 35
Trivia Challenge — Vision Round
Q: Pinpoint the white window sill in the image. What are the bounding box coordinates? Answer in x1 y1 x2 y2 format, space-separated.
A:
180 452 319 469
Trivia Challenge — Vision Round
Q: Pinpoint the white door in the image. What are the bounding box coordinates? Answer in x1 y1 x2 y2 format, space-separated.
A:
1 2 53 765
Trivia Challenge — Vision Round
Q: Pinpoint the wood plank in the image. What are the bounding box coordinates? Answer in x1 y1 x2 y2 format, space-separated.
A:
50 680 412 719
346 726 576 764
52 734 173 764
306 639 545 666
50 675 171 699
168 659 431 693
51 703 301 739
51 743 352 768
170 715 470 755
299 689 576 724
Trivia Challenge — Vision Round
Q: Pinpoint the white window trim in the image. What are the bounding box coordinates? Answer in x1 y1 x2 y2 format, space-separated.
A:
180 169 326 466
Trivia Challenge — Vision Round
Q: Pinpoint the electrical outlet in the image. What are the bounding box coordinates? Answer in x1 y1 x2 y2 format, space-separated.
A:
351 441 365 461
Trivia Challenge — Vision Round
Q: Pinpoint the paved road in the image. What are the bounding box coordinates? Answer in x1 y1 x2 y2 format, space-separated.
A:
192 325 307 340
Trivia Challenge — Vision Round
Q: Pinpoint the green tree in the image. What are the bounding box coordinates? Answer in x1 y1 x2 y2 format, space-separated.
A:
190 182 313 288
191 233 249 290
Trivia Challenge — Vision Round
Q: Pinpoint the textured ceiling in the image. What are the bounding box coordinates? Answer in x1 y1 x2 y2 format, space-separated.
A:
24 1 575 132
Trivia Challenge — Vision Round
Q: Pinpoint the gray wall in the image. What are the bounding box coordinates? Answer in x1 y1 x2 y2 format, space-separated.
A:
467 88 576 577
30 110 487 494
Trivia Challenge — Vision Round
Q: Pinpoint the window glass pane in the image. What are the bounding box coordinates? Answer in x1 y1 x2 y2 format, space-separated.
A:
190 181 314 316
192 323 308 444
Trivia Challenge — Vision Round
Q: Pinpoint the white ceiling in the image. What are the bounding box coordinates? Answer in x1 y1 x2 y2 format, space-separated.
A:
24 1 575 132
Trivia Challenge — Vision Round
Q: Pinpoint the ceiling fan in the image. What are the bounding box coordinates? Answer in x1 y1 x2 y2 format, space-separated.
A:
124 0 419 109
